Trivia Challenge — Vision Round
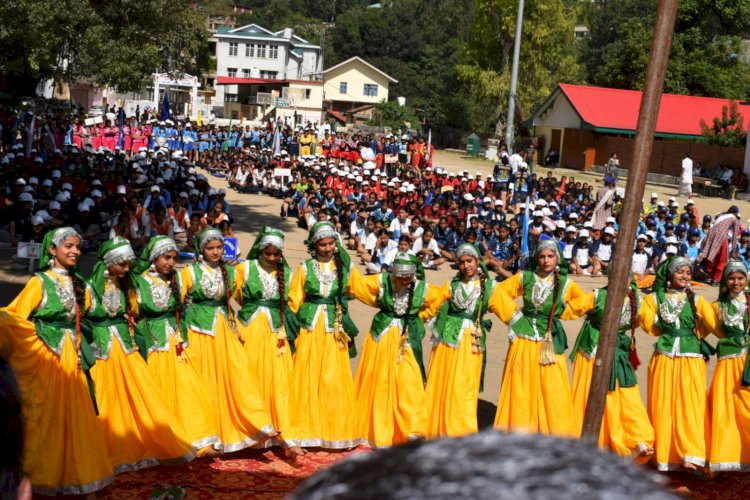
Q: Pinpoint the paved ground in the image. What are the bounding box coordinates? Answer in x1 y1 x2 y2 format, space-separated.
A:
0 150 747 428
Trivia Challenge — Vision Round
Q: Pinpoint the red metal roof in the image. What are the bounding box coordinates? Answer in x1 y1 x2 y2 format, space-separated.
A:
216 76 323 86
558 83 750 138
326 109 346 123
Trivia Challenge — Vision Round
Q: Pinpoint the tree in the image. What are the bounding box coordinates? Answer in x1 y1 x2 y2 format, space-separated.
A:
582 0 750 100
370 99 420 130
0 0 207 94
457 0 583 135
700 101 747 148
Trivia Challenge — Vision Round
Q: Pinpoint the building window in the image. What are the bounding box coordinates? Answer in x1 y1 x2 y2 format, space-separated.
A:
208 42 216 55
245 43 254 57
339 82 347 94
364 84 378 97
305 89 312 99
257 44 267 59
269 45 279 59
229 42 238 56
260 70 278 80
227 67 237 77
225 93 238 102
242 69 252 78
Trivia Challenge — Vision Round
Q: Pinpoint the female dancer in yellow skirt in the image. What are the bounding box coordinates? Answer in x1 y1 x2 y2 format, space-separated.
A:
287 221 364 449
235 227 303 456
129 236 219 455
180 228 276 453
493 239 584 437
563 279 654 459
423 243 497 439
85 237 195 473
349 252 444 447
637 256 718 471
0 227 113 495
708 259 750 472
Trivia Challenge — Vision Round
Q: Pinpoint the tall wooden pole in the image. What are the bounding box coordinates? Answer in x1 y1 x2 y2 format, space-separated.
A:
580 0 680 442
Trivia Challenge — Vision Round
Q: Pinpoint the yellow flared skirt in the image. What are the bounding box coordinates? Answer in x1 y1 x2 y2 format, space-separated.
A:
91 339 196 474
0 313 113 495
286 321 363 448
354 327 427 448
146 333 218 450
571 352 654 457
647 353 709 471
187 315 275 453
239 313 294 448
708 355 750 472
423 329 483 439
494 337 576 437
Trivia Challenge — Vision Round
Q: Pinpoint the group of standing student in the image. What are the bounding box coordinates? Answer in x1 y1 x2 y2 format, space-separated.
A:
6 224 750 495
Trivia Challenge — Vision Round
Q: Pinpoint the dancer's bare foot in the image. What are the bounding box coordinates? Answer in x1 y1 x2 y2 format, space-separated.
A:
198 446 221 458
285 446 305 459
682 461 699 471
639 447 654 457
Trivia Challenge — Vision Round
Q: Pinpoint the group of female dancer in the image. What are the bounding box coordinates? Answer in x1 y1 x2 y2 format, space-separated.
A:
3 222 750 495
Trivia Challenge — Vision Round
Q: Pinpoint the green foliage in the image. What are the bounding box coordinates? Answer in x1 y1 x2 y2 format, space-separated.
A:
370 99 420 130
582 0 750 100
460 0 583 133
0 0 207 93
700 101 747 148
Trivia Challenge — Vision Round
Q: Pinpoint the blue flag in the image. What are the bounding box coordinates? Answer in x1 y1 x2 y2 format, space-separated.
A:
116 108 125 150
160 92 170 122
521 195 530 257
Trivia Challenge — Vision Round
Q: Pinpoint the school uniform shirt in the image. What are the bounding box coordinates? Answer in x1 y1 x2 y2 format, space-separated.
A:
591 240 615 262
631 249 650 274
572 241 593 267
388 217 412 240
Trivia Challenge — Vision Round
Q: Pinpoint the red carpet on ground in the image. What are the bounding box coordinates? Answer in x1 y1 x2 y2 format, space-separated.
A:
98 446 750 499
98 447 366 499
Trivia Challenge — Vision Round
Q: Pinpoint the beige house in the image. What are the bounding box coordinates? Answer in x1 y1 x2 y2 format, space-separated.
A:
323 57 397 122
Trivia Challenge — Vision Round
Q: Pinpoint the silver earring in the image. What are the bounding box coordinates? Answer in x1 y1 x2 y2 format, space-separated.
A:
198 254 203 262
48 258 54 267
149 263 156 272
104 269 109 278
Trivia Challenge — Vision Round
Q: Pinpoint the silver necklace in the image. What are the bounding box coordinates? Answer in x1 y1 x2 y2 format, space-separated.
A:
531 274 554 310
151 276 172 310
54 276 76 314
392 281 410 316
313 260 337 286
101 280 122 318
720 296 747 329
200 265 223 299
453 280 480 312
619 299 633 329
257 262 279 300
658 292 686 326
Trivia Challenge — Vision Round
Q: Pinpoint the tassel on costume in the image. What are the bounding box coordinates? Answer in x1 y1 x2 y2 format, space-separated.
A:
470 322 482 354
333 304 348 350
539 327 556 365
629 335 641 369
276 325 287 356
397 333 408 364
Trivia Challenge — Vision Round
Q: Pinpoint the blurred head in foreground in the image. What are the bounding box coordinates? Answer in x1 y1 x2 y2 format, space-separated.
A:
291 430 675 500
0 356 31 499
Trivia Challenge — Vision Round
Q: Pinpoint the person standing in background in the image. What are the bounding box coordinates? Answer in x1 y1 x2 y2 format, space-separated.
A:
680 153 693 197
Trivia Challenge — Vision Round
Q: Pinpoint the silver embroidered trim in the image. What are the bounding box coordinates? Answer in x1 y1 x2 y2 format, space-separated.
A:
199 266 223 300
101 280 122 318
530 274 553 310
257 261 279 300
658 292 686 327
150 278 171 310
720 296 747 329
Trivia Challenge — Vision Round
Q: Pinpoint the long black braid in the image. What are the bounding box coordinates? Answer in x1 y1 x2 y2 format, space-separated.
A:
119 275 136 346
169 271 183 335
334 251 344 306
478 268 487 317
277 259 285 331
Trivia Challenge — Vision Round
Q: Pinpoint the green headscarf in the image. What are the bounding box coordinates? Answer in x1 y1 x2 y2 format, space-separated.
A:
194 228 224 256
39 227 82 275
720 259 749 301
391 251 424 280
131 236 178 275
88 237 135 299
247 226 285 261
531 239 568 275
653 255 691 302
305 221 351 269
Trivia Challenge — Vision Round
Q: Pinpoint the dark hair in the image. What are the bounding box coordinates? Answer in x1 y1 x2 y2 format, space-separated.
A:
290 430 674 499
0 356 24 495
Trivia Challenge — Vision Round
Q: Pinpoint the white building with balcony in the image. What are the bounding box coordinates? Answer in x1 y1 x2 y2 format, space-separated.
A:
213 23 324 123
